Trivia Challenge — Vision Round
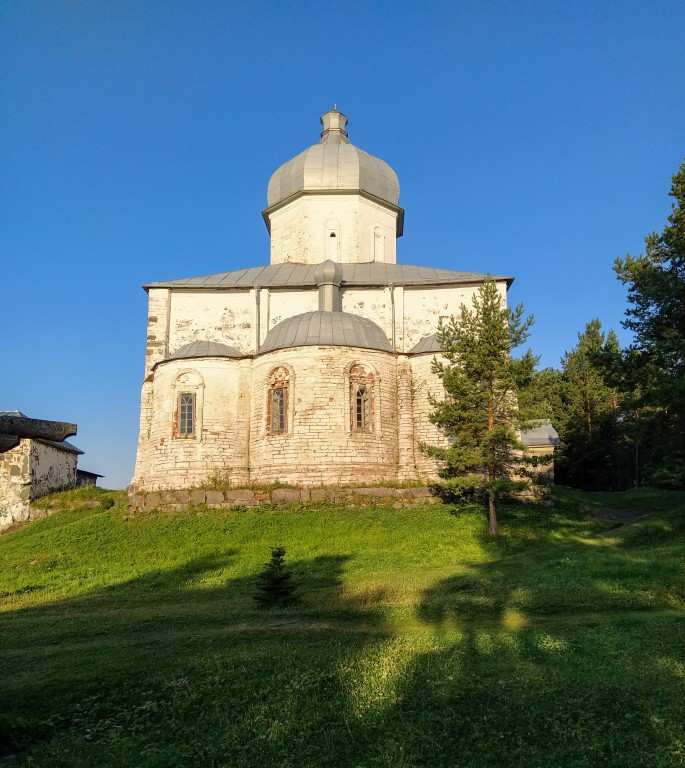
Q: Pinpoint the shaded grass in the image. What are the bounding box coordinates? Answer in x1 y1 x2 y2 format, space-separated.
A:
0 486 684 766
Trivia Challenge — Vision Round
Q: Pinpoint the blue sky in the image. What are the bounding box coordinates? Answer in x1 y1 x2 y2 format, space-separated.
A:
2 1 684 488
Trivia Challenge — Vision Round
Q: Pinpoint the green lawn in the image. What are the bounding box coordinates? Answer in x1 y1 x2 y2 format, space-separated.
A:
1 486 684 767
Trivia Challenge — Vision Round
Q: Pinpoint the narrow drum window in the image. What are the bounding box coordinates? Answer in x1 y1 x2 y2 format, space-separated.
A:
354 384 370 432
329 231 337 260
270 387 286 433
178 392 195 436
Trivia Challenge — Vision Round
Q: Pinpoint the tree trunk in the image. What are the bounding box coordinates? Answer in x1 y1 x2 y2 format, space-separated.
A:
488 490 499 537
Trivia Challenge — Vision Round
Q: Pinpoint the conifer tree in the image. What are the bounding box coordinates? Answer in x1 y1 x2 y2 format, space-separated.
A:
254 546 298 607
614 161 685 488
552 320 627 489
422 278 539 536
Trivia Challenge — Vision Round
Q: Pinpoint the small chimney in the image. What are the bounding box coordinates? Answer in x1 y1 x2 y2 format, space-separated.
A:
314 259 343 312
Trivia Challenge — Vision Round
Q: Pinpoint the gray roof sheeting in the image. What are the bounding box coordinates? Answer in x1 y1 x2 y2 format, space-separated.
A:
167 341 246 361
145 263 511 291
36 438 84 455
409 334 442 354
521 423 560 447
259 311 392 354
267 114 400 208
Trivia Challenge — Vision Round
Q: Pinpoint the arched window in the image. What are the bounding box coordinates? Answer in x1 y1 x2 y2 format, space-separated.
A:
172 369 205 439
178 393 195 436
328 231 337 260
349 364 373 433
268 366 290 434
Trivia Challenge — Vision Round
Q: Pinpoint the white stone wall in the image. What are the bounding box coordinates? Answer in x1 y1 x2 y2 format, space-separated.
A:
268 194 398 265
410 353 450 481
168 290 255 357
144 288 171 375
0 440 31 527
401 281 508 352
30 441 78 497
250 347 400 486
1 440 78 528
132 357 252 490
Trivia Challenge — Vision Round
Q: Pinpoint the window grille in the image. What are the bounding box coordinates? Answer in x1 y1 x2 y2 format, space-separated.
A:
178 393 195 436
270 387 286 433
354 384 370 432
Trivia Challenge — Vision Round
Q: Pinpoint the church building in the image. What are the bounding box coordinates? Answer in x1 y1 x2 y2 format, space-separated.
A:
131 110 512 490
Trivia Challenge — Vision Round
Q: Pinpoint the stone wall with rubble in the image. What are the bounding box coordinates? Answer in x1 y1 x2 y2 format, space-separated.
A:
130 340 452 492
1 439 78 528
410 352 450 481
0 439 31 527
249 346 399 486
128 484 437 514
132 357 252 490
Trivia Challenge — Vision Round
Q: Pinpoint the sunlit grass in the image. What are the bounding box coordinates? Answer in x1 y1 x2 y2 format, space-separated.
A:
0 485 684 766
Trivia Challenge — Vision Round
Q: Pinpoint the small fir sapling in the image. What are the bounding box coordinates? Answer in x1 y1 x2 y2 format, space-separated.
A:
254 545 298 607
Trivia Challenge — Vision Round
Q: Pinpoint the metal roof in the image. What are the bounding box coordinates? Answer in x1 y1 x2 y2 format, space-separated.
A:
145 262 512 291
409 334 442 354
521 422 560 447
266 110 400 209
259 311 393 354
167 340 246 361
36 438 84 455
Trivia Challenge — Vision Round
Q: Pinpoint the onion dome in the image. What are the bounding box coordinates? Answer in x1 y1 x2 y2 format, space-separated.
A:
266 110 400 209
408 334 441 354
259 311 392 354
167 341 246 360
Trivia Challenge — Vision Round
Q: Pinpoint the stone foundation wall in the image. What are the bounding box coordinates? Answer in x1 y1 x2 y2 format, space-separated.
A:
127 485 437 513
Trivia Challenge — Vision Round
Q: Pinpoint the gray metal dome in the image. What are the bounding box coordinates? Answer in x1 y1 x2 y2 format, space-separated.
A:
409 334 442 354
259 311 393 354
267 110 400 209
167 341 245 361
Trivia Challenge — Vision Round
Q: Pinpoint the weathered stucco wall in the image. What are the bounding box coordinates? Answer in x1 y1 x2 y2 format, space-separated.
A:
169 291 254 356
30 441 78 498
268 194 398 265
410 353 449 482
250 347 399 486
132 357 252 491
1 439 78 528
0 440 31 527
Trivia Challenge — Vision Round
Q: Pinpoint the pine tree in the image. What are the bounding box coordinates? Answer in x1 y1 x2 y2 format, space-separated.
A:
552 320 627 489
421 277 539 536
614 161 685 488
254 546 298 607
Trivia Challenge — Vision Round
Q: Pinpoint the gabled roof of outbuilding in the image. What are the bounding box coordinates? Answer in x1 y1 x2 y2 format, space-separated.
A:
520 422 560 447
166 341 246 361
35 438 84 455
259 311 393 354
144 263 513 291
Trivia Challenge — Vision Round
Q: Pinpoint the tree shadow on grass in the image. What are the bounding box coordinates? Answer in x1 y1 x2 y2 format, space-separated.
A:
1 509 684 767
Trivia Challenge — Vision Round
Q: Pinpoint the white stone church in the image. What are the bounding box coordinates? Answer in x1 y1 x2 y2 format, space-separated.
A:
131 110 512 490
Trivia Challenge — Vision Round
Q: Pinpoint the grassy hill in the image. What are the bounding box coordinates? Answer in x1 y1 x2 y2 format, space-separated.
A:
1 487 684 767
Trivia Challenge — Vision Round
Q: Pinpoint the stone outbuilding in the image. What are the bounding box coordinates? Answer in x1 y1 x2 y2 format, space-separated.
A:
132 110 515 490
0 411 91 528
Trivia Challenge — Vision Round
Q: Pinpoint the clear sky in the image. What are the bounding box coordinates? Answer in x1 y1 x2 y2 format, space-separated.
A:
2 1 684 489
